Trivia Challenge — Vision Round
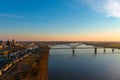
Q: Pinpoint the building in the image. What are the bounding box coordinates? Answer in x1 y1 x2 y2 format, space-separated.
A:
0 41 7 49
6 40 11 47
0 41 2 49
11 39 16 47
0 46 2 49
0 39 17 48
0 40 2 45
2 41 7 49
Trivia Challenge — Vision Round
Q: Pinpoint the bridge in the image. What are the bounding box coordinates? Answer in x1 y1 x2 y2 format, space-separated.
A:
37 42 116 54
17 41 117 54
50 47 115 54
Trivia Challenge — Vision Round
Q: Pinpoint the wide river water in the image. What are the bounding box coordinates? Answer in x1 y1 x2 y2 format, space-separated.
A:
48 44 120 80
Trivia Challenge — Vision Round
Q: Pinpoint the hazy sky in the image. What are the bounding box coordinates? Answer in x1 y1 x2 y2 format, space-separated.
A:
0 0 120 41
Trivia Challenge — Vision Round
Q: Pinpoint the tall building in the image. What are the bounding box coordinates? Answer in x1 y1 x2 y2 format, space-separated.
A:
12 39 16 47
0 40 7 48
0 40 3 49
6 40 11 47
0 40 2 45
2 41 6 48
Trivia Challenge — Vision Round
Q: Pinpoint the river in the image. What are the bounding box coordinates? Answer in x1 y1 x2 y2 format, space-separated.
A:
48 44 120 80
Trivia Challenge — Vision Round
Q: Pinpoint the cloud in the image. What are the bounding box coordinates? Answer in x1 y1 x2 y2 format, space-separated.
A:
85 0 120 19
105 0 120 18
0 13 25 18
0 13 47 19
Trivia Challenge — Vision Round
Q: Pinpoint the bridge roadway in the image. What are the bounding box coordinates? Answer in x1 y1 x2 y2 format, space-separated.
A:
50 47 102 49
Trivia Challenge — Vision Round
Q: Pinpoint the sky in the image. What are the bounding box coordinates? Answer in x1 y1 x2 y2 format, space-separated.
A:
0 0 120 41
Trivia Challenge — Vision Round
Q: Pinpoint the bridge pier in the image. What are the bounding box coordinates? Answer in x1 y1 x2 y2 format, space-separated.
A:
94 48 97 54
104 48 106 53
72 48 75 54
112 48 114 52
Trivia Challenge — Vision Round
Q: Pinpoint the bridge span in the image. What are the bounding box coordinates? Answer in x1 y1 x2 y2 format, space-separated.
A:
38 43 116 55
17 41 118 54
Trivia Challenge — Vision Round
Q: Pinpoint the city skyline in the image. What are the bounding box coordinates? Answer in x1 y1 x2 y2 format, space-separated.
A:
0 0 120 41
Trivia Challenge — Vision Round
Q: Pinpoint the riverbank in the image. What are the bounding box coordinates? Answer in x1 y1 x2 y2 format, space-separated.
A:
0 47 49 80
86 42 120 48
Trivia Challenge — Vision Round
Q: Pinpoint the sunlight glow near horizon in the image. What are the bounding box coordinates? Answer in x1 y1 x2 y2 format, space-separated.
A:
0 0 120 41
1 33 120 41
